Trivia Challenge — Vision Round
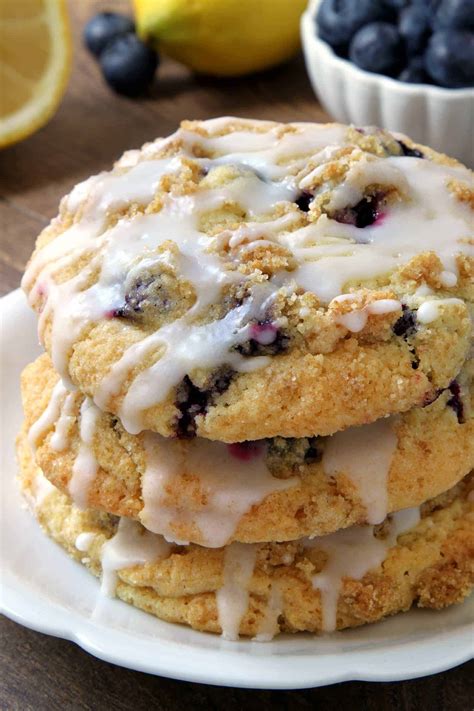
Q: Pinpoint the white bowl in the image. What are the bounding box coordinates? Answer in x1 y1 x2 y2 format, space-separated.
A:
301 0 474 166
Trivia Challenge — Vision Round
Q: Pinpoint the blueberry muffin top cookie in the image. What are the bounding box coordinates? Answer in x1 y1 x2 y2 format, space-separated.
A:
17 435 474 638
23 118 473 440
21 354 474 545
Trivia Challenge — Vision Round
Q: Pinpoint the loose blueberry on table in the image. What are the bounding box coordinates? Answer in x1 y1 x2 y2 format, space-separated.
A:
83 11 159 96
315 0 474 87
84 12 135 57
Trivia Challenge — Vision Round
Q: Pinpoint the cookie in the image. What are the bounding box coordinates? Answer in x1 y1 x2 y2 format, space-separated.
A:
17 433 474 639
22 354 474 545
22 118 473 441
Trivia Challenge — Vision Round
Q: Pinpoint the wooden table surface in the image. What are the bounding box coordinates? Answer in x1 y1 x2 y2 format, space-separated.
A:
0 2 472 708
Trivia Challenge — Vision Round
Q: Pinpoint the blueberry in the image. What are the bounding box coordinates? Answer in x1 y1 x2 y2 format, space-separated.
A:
175 369 234 438
398 56 430 83
349 22 404 75
352 197 380 227
424 30 474 87
393 306 417 337
412 0 442 10
236 322 290 357
433 0 474 31
100 34 158 96
383 0 409 9
295 192 313 212
392 306 419 368
175 376 209 439
446 380 465 423
83 12 134 58
316 0 389 49
399 5 432 55
304 439 323 464
396 139 425 157
113 276 170 318
333 194 384 228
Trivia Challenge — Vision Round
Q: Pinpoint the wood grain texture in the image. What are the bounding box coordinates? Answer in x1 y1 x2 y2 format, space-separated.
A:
0 1 471 706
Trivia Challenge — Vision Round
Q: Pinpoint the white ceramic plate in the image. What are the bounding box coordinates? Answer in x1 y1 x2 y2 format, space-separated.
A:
1 288 473 689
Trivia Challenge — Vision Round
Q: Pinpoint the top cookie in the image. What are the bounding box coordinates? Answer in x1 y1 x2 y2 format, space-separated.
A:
23 118 473 441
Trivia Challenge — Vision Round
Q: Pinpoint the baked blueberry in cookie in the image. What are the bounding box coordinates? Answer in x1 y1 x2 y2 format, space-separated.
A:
393 306 417 337
447 380 465 423
176 368 235 438
236 321 290 357
296 191 313 212
396 139 425 159
113 275 172 318
332 192 385 228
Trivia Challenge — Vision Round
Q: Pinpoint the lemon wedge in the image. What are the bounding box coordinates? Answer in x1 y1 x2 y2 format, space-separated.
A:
0 0 72 149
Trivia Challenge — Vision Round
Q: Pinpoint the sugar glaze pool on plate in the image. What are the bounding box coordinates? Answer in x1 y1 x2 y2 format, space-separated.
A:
1 288 472 689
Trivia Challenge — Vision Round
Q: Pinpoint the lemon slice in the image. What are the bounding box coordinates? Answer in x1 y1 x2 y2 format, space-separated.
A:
0 0 72 149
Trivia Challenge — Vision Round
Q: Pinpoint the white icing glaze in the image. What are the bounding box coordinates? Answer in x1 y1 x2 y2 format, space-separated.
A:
100 517 171 597
290 157 473 303
75 532 96 552
309 506 420 632
327 157 410 211
50 392 77 451
32 468 56 508
439 270 458 287
68 398 100 509
332 295 401 333
216 542 257 640
416 298 465 324
140 434 297 547
252 583 283 642
103 284 276 433
23 120 472 433
65 158 180 216
298 145 346 189
412 284 435 298
322 418 398 524
181 121 347 181
28 380 68 451
217 212 300 250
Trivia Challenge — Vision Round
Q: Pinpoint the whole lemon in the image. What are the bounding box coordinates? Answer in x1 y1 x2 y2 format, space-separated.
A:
133 0 307 77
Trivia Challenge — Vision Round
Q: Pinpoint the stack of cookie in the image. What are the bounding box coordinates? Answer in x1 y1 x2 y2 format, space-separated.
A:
18 117 473 639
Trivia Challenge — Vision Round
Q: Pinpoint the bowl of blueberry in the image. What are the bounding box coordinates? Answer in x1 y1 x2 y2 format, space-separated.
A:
301 0 474 165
